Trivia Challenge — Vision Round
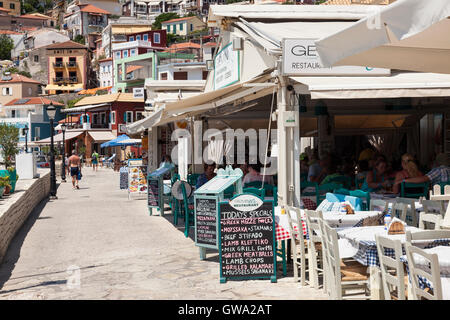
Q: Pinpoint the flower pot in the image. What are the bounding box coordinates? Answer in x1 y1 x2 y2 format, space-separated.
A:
4 185 11 195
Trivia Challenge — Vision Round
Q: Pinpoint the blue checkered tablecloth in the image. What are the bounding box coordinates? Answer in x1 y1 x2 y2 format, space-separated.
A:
337 226 450 267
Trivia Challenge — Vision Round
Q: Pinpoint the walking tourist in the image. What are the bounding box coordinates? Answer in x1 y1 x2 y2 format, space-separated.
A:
91 150 99 172
68 149 81 190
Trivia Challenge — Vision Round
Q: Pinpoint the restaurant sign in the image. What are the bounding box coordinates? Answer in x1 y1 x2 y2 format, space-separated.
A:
214 42 240 90
282 38 390 76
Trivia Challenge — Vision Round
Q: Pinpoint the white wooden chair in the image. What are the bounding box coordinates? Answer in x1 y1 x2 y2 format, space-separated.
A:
420 198 446 217
390 201 408 223
406 229 450 243
369 199 388 212
285 206 308 286
304 209 324 290
375 235 408 300
394 197 417 226
418 212 443 230
405 242 443 300
318 218 370 300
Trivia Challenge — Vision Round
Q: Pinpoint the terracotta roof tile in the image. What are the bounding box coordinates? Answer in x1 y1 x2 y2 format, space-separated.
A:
169 42 201 50
44 40 88 50
79 4 111 15
4 97 64 107
0 74 42 85
162 16 196 24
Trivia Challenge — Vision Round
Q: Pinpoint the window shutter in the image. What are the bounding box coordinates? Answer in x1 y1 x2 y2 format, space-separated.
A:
124 112 127 122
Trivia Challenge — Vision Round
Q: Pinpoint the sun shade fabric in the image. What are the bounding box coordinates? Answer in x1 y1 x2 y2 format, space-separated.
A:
35 131 84 144
126 108 164 134
88 131 116 142
290 72 450 99
315 0 450 74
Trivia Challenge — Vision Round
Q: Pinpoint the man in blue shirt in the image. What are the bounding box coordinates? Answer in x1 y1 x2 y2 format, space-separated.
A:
196 163 216 189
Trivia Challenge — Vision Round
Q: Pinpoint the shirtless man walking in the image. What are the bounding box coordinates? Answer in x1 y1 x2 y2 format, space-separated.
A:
68 149 81 189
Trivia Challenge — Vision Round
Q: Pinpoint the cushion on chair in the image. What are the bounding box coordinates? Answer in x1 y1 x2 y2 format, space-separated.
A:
340 260 369 281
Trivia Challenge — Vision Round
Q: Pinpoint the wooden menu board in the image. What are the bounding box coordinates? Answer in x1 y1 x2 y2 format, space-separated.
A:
195 197 218 248
218 194 276 283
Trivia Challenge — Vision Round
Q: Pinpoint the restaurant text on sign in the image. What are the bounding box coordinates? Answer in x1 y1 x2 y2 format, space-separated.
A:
214 42 240 90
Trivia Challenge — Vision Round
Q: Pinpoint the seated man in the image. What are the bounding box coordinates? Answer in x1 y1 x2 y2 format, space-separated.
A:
403 153 450 186
196 163 217 189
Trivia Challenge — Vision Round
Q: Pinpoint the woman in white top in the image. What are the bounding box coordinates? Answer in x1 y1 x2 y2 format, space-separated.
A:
243 163 274 186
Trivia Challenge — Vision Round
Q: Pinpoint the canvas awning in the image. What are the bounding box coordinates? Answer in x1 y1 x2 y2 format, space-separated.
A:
35 131 84 144
88 131 116 142
45 84 84 92
291 72 450 99
62 103 110 113
126 108 164 134
315 0 450 74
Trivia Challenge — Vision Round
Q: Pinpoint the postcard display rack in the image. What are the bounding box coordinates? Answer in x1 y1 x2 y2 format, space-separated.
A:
127 159 148 200
193 166 244 260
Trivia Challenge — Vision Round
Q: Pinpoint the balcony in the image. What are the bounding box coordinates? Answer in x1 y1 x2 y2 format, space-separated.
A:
112 40 153 52
66 61 77 68
53 62 64 68
53 77 79 84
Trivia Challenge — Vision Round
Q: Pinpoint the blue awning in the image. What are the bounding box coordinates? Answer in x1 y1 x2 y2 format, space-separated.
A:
100 134 129 148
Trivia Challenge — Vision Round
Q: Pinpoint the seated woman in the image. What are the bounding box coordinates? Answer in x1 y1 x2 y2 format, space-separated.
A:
243 163 274 186
392 153 423 194
361 158 391 192
195 163 217 189
320 161 343 185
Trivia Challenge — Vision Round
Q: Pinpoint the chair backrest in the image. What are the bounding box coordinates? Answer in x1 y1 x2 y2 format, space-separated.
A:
318 217 341 300
286 206 306 251
180 180 189 213
406 229 450 243
401 181 430 199
244 181 263 189
243 187 265 198
375 235 406 300
327 175 352 189
419 212 443 230
305 209 323 244
420 198 446 217
391 201 408 223
187 173 200 186
326 193 363 211
370 199 388 212
439 181 450 194
334 188 350 196
405 243 443 300
349 190 371 211
393 198 415 225
318 183 343 203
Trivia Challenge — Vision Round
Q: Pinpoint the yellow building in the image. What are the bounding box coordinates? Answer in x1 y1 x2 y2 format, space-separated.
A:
44 41 90 95
161 16 206 37
0 0 20 16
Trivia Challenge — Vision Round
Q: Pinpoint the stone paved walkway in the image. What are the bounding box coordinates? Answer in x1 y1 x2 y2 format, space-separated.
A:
0 167 328 300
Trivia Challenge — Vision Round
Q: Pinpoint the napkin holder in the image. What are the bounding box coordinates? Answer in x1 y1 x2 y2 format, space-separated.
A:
388 220 405 235
344 204 355 215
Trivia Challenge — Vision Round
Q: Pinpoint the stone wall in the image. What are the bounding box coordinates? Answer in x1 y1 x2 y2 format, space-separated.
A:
0 171 51 264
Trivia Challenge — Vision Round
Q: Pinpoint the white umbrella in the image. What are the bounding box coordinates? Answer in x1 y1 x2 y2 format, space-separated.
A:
315 0 450 74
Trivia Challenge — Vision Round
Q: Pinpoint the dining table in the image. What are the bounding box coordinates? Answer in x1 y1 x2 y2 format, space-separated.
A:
337 225 450 299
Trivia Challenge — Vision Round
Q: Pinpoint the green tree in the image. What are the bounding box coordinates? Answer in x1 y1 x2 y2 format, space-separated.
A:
0 35 14 61
0 124 19 169
73 35 85 45
152 12 179 30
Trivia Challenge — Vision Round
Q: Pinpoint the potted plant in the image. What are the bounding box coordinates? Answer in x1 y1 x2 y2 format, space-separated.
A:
0 176 10 197
0 124 19 191
6 166 17 193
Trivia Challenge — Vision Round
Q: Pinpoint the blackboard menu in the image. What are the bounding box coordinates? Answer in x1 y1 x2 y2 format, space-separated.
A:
148 178 160 208
219 200 275 281
195 198 217 247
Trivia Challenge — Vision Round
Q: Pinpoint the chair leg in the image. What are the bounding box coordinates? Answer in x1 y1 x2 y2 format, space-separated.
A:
292 242 298 283
184 209 189 238
282 240 287 276
309 243 319 289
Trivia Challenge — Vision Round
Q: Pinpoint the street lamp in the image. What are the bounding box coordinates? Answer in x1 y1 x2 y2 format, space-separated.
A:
23 125 29 153
61 123 67 182
46 102 57 199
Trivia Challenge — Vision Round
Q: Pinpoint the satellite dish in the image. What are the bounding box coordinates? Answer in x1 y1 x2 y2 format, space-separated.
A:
171 180 192 200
